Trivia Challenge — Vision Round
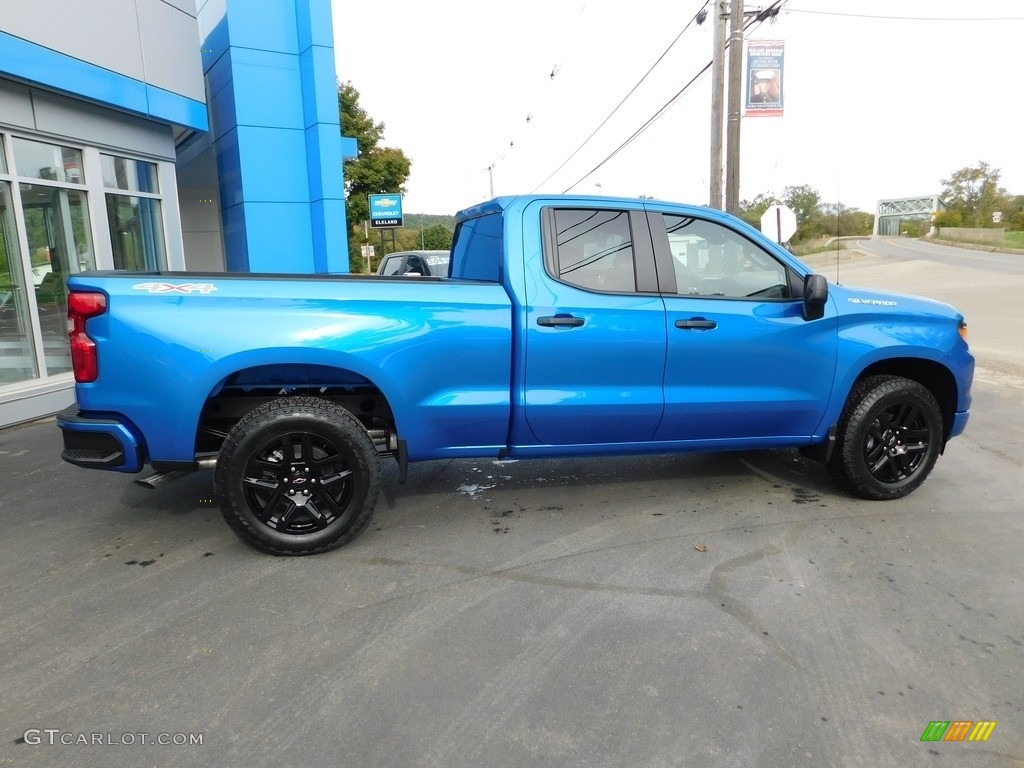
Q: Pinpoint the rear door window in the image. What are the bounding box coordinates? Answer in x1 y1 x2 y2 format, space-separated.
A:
548 209 637 293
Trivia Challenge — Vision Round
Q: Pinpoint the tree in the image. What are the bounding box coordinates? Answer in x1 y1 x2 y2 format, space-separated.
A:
940 161 1010 228
739 185 875 242
421 224 453 250
782 185 822 226
819 203 873 237
1006 195 1024 231
339 81 412 271
738 192 780 230
932 210 963 228
781 185 824 242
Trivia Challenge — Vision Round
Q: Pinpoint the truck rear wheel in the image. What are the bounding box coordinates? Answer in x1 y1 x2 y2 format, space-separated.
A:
827 375 943 500
214 397 380 555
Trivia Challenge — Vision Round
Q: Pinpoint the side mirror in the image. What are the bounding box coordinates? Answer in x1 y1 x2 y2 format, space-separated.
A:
803 273 828 320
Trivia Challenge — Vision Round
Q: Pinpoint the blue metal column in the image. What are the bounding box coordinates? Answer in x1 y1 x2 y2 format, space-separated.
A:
199 0 351 273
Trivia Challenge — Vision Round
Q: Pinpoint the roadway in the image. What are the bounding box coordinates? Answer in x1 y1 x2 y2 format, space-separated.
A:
808 236 1024 387
1 239 1022 768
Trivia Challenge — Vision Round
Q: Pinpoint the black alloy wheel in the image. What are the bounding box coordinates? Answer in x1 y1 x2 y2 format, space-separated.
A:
215 397 380 555
861 400 932 485
241 431 356 536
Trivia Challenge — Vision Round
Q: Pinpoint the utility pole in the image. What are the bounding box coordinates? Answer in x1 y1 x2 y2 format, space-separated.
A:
485 164 495 198
725 0 744 215
709 0 726 210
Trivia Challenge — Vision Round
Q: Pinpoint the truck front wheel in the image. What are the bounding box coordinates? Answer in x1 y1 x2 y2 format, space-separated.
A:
827 375 943 500
214 397 380 555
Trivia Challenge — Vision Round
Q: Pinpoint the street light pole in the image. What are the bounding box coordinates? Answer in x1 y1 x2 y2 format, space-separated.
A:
485 164 495 198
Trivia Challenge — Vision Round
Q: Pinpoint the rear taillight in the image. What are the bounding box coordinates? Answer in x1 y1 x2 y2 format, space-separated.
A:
68 292 106 383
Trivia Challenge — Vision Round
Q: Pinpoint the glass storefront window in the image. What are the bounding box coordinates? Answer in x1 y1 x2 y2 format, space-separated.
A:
107 194 165 271
18 183 94 375
12 138 84 185
102 153 165 271
101 154 159 194
0 136 173 400
0 182 38 384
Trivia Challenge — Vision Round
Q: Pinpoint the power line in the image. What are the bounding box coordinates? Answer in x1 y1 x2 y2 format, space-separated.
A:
562 63 713 193
530 1 711 193
561 0 785 193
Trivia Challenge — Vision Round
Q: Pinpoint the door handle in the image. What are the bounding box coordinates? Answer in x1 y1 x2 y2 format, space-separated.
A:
537 314 585 328
675 318 717 330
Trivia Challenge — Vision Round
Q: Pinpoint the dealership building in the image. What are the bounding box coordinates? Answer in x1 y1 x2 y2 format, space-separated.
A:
0 0 355 427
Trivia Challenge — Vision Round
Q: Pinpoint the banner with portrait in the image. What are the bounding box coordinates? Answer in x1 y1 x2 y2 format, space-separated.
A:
745 40 784 117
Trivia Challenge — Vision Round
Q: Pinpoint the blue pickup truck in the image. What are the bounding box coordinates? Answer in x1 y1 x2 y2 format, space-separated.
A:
58 195 974 555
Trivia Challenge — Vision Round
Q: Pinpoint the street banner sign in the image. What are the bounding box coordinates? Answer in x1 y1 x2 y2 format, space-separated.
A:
745 40 784 117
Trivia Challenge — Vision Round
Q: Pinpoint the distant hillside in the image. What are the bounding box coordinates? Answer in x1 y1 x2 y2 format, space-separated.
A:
354 213 456 268
402 213 456 231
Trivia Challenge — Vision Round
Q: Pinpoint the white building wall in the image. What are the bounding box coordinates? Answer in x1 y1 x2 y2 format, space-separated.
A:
2 0 204 102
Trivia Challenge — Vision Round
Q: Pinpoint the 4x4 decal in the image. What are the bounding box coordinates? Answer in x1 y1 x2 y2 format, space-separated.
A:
132 282 219 295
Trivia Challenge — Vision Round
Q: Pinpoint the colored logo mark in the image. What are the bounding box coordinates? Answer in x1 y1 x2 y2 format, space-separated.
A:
920 720 996 742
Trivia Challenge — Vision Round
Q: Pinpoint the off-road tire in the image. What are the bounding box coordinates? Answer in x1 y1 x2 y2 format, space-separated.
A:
827 375 943 500
214 396 380 555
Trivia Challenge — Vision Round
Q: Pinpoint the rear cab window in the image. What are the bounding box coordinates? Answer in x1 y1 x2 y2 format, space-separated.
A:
451 213 503 282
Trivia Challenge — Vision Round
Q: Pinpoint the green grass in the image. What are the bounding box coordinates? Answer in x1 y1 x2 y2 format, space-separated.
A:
791 238 847 257
937 232 1024 251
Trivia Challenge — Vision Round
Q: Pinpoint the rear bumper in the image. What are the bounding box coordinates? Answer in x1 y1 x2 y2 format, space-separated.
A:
56 406 144 473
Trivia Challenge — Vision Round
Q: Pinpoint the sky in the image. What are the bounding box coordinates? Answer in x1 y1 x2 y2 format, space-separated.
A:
332 0 1023 216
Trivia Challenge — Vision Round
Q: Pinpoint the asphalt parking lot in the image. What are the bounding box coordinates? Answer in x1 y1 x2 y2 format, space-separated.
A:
1 377 1021 768
2 241 1022 767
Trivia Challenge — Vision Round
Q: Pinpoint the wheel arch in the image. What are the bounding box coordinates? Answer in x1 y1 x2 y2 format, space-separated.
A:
855 357 958 441
193 357 402 457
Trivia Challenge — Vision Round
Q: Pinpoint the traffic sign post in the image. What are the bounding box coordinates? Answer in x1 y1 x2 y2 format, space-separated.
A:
360 244 375 274
760 204 797 244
